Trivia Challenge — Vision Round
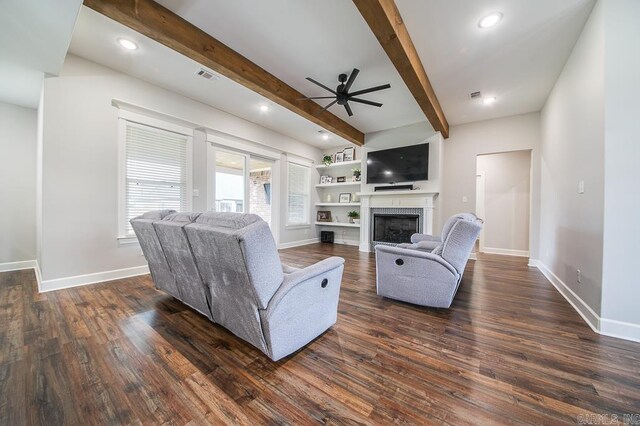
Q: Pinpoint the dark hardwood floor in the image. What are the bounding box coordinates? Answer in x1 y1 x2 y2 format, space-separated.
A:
1 244 639 425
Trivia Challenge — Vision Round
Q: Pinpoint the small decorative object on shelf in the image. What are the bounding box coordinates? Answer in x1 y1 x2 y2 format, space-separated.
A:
320 175 328 184
347 210 360 224
326 193 333 203
322 154 333 167
337 176 346 183
335 151 344 163
326 176 333 183
352 167 361 181
343 147 355 161
339 193 352 203
317 210 332 222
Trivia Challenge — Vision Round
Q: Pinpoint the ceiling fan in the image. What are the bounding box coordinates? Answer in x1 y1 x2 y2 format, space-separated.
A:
301 68 391 117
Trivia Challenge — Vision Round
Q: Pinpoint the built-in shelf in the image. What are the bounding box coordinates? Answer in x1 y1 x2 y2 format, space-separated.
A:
315 182 361 188
315 203 361 207
314 222 360 228
315 159 360 170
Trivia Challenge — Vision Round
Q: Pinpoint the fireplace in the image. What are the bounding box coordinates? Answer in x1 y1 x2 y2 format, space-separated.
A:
370 208 423 249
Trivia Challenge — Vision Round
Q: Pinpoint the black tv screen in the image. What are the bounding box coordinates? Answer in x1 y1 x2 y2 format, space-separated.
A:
366 144 429 184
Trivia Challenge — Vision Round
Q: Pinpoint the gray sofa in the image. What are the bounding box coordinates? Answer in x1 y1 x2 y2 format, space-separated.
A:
131 210 345 361
375 213 482 308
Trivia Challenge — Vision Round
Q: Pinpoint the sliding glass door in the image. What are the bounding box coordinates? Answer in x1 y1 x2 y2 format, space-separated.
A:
211 147 274 227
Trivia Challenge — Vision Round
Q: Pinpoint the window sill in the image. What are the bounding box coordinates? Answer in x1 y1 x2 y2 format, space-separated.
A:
117 236 140 246
285 224 311 230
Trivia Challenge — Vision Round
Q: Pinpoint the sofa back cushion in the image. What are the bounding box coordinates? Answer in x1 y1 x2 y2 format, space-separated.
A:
153 212 211 319
131 210 181 298
440 216 483 274
183 212 282 352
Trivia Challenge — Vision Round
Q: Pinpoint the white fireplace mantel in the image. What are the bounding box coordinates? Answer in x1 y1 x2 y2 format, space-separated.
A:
357 191 438 252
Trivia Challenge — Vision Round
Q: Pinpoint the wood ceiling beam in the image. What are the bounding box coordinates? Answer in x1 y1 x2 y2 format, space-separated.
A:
83 0 365 146
353 0 449 138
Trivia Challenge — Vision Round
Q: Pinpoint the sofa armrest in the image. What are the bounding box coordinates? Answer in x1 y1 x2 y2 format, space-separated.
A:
266 257 344 317
410 233 442 244
375 245 457 276
282 263 301 274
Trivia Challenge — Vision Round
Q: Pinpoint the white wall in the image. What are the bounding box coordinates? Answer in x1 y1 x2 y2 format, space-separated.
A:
442 112 541 257
40 54 320 284
477 150 531 254
600 0 640 334
0 101 37 264
539 0 605 317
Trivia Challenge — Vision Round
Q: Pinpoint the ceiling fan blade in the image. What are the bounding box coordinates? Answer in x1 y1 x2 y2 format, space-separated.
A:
321 99 338 111
297 96 337 100
343 68 360 93
349 97 383 107
349 83 391 97
344 102 353 117
306 77 337 95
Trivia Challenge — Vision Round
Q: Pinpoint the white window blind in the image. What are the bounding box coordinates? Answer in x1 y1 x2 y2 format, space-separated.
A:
287 162 310 225
123 122 188 236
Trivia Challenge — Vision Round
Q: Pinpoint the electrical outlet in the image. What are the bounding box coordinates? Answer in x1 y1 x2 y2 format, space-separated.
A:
577 269 581 283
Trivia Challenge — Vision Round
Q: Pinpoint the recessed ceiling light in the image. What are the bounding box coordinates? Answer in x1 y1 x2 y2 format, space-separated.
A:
318 131 330 140
478 12 503 29
117 38 138 50
483 96 497 105
259 105 270 112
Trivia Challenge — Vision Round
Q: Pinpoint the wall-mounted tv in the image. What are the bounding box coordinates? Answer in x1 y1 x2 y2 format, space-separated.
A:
366 143 429 184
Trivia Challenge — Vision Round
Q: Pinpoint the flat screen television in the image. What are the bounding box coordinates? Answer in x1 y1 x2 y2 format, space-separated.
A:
366 143 429 184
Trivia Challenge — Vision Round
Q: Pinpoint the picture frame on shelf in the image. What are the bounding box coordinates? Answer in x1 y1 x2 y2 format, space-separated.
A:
343 147 355 161
317 210 332 222
326 176 333 183
320 175 327 184
339 193 352 203
337 176 346 183
335 151 344 163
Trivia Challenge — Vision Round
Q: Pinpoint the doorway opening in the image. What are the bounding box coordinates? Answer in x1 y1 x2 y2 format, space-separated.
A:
475 150 532 257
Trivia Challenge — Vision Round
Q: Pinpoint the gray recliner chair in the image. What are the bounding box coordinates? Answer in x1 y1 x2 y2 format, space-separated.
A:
131 210 345 361
375 213 482 308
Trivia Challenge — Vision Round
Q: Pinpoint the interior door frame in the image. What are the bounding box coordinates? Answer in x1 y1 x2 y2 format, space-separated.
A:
475 171 486 253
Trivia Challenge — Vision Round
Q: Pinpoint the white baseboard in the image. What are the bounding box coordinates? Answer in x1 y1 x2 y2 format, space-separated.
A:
0 260 38 273
333 238 360 247
278 238 320 249
40 265 150 293
529 259 600 333
600 318 640 343
482 247 529 257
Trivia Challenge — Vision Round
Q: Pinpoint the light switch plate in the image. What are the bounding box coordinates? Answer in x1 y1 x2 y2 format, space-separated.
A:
193 189 200 197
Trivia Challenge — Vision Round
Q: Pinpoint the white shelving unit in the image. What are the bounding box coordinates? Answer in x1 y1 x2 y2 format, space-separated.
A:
315 182 360 188
315 157 362 241
315 202 361 207
314 222 360 228
315 159 360 170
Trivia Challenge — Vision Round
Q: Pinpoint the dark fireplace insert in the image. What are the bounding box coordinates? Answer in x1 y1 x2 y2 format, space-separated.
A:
373 214 420 244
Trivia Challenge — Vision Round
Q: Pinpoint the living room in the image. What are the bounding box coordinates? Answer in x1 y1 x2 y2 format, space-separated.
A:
1 0 639 423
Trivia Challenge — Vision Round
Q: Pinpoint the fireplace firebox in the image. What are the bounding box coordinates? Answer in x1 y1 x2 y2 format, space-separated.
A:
373 214 420 244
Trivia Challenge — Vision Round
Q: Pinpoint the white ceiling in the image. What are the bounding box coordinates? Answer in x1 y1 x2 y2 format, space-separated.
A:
67 0 596 144
69 7 358 149
0 0 82 108
153 0 428 134
396 0 596 125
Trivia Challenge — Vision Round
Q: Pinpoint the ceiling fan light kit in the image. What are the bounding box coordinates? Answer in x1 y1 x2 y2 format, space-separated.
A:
301 68 390 117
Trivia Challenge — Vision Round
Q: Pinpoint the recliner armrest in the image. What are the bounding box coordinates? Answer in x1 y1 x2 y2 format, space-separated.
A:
410 233 442 244
265 257 345 316
375 245 458 276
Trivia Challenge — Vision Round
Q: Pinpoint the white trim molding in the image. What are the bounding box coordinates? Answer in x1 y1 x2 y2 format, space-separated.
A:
482 247 530 257
40 265 150 293
278 238 320 249
529 259 640 343
0 260 38 273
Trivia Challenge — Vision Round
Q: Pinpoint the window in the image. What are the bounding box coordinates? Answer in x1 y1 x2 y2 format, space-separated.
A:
119 120 191 238
287 162 310 226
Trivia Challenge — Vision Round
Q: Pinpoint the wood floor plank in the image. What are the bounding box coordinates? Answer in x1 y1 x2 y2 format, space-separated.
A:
1 246 639 424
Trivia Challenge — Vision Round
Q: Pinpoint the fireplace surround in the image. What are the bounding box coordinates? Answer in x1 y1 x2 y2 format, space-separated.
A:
370 208 423 249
